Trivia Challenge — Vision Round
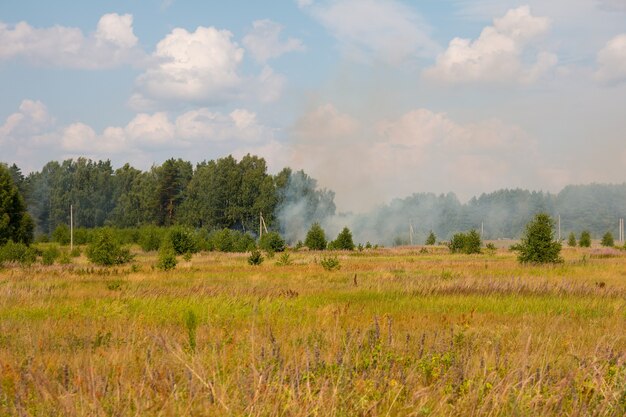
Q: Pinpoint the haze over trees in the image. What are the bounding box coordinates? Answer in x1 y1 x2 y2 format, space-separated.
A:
3 157 626 246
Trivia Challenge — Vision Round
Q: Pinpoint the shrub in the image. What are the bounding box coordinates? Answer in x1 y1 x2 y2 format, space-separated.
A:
70 246 81 257
305 223 327 250
579 231 591 248
86 229 134 266
156 238 177 271
601 232 614 247
320 255 340 271
567 232 577 247
58 251 72 265
449 233 466 253
329 227 355 251
258 231 286 253
449 230 482 254
41 245 61 265
139 226 163 252
425 231 436 246
248 249 264 265
204 229 256 253
169 227 198 255
0 241 37 266
513 213 562 264
275 252 292 266
52 224 71 245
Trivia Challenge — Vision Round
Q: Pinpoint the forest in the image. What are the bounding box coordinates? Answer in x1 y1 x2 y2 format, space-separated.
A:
3 155 626 245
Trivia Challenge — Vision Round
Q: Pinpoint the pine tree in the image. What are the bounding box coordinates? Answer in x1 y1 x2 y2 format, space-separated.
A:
0 164 34 245
601 232 614 247
425 231 436 245
567 232 577 247
579 231 591 248
515 213 562 264
305 222 327 250
331 227 355 251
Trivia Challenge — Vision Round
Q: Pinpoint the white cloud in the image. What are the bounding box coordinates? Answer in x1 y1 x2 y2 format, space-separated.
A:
595 34 626 84
95 13 138 48
300 0 439 64
243 19 304 63
135 26 244 103
0 13 143 69
424 6 556 84
133 24 287 107
0 100 275 170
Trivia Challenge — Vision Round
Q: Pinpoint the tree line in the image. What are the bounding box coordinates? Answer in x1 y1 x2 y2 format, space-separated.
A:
3 156 626 245
353 186 626 245
4 155 334 239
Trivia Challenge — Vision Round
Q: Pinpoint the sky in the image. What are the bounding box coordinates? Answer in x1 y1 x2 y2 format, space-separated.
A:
1 0 625 212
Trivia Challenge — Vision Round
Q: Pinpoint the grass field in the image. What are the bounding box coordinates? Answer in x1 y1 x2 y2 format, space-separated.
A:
1 245 626 416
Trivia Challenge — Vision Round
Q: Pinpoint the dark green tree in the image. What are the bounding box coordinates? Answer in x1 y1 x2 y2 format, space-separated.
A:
330 227 355 250
567 232 577 247
601 232 614 247
579 231 591 247
0 164 34 245
155 158 192 226
514 213 562 264
448 230 481 254
305 222 327 250
425 231 436 245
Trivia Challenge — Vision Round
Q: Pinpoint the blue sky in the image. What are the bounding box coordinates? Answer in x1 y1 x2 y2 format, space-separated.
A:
1 0 625 211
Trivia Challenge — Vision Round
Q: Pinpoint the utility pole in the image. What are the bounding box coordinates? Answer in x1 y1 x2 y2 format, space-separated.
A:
558 214 561 241
259 212 268 238
409 220 414 246
481 222 484 239
70 204 74 252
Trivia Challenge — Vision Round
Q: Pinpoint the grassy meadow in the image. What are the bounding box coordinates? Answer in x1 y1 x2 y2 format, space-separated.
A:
1 245 626 416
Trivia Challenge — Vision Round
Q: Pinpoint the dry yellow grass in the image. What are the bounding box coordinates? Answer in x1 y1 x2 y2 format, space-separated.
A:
1 246 626 416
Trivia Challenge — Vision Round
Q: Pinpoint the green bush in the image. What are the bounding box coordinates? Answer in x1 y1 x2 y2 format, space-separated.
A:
305 223 327 250
41 245 61 265
513 213 562 264
139 226 163 252
52 224 71 245
275 252 292 266
169 227 198 255
320 255 340 271
248 249 264 265
567 232 577 247
601 232 614 247
579 231 591 247
156 239 177 271
204 229 256 253
86 229 135 266
329 227 355 251
0 241 37 266
58 251 72 265
448 230 481 254
258 231 286 253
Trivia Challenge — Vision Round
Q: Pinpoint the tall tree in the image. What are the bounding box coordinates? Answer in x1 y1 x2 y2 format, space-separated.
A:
0 164 34 244
155 158 192 226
